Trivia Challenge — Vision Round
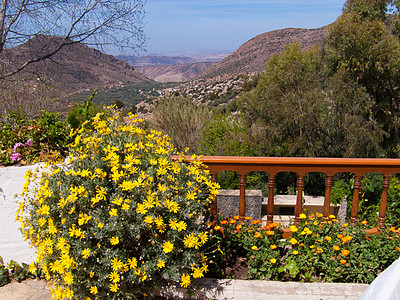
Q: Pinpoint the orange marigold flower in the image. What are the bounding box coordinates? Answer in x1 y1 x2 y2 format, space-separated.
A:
333 246 340 251
342 236 353 245
396 247 400 252
229 220 236 224
290 238 298 245
341 249 349 257
270 244 277 250
340 259 346 265
214 226 221 231
337 234 344 239
244 216 252 220
266 230 274 236
325 236 332 242
233 216 240 220
390 227 396 232
254 232 262 238
262 225 271 230
251 246 258 250
361 220 368 225
343 223 348 228
271 222 280 228
299 213 307 219
220 220 228 225
251 220 259 225
290 225 298 233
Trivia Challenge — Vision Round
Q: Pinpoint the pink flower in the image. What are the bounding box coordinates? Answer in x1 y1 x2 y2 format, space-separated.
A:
26 139 33 146
11 152 21 162
13 142 24 152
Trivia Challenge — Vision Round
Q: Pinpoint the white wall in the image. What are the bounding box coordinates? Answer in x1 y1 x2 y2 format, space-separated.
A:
0 164 39 264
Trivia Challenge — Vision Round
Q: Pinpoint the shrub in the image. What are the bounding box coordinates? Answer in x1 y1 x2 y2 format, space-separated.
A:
67 92 105 130
0 110 71 166
16 111 219 299
149 95 211 153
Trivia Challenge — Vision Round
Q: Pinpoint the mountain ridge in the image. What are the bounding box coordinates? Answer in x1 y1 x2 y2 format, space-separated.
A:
199 26 327 79
3 35 150 95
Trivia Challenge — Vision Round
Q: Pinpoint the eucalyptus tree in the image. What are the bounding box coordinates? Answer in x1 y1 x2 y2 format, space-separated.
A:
325 0 400 156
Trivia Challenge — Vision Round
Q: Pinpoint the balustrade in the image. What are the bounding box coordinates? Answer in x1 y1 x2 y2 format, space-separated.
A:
184 156 400 228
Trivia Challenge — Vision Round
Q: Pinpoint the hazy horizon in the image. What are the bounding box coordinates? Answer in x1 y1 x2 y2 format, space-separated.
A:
139 0 346 56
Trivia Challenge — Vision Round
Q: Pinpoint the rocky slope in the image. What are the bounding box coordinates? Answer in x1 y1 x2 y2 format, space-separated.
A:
199 26 327 79
137 62 214 82
3 35 150 94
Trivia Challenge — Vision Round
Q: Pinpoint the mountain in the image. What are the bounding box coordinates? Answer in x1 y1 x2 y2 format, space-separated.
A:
199 26 327 79
118 55 197 67
4 35 150 95
136 62 214 82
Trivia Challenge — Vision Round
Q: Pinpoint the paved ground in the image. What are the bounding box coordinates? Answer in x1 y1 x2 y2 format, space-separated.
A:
0 280 51 300
0 279 369 300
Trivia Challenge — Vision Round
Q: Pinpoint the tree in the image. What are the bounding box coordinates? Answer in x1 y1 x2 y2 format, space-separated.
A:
325 0 400 156
0 0 146 78
239 42 384 158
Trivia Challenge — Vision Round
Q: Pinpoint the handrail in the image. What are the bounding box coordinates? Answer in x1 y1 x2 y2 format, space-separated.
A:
184 156 400 227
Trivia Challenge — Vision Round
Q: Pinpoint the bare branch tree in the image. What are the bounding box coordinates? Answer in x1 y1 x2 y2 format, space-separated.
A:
0 0 147 78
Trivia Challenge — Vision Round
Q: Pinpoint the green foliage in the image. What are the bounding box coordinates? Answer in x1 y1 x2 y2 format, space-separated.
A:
0 258 44 287
0 257 10 287
212 214 400 284
0 110 71 166
237 42 384 158
65 82 179 108
150 95 211 153
201 112 254 156
6 260 36 283
67 92 105 129
326 0 400 157
16 111 219 299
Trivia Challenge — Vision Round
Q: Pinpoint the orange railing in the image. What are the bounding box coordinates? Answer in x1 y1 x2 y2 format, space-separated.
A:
187 156 400 228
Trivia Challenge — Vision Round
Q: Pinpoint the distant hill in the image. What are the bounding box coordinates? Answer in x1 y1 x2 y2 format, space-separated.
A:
199 26 327 79
4 35 150 95
118 55 197 67
137 62 214 82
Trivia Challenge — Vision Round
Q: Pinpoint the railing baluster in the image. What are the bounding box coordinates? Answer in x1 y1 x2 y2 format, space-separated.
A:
294 174 305 225
350 175 362 226
267 174 275 224
210 172 218 223
239 173 246 219
324 175 333 219
178 156 400 231
378 176 390 228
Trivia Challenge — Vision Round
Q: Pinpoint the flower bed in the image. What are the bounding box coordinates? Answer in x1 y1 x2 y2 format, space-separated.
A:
208 213 400 284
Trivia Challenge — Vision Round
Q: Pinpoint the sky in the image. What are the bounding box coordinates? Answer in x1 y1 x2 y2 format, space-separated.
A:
143 0 347 56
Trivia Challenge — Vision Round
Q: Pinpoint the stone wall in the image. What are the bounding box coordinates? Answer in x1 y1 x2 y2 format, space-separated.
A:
0 164 39 264
217 190 262 220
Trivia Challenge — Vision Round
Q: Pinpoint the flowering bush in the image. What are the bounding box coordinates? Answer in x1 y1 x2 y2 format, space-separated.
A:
0 111 71 166
212 213 400 283
16 111 219 299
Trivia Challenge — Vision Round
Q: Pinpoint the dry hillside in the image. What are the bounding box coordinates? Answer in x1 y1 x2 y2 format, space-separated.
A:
137 62 214 82
199 26 327 79
2 35 150 94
